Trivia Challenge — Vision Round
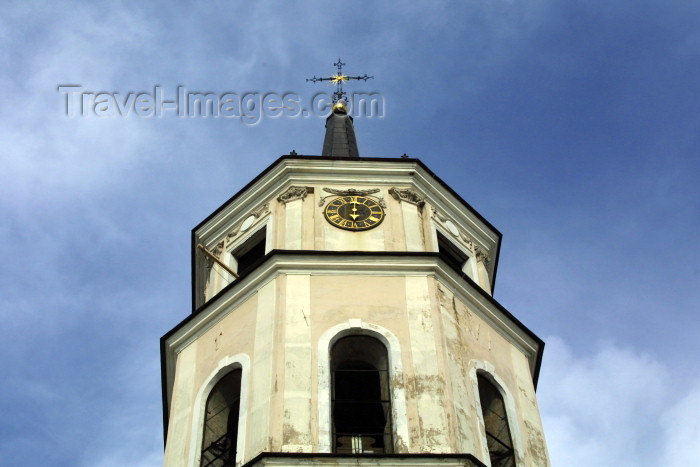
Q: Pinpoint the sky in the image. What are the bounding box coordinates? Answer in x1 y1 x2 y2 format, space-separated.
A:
0 1 698 466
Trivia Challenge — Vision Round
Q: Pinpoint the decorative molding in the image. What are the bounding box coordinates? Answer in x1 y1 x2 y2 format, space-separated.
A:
444 220 460 237
203 239 226 270
211 240 225 257
389 187 425 208
459 232 476 252
431 206 448 223
228 231 240 243
475 246 490 265
319 187 386 208
251 202 270 219
432 205 485 257
201 203 271 280
277 185 308 205
323 187 379 196
219 202 271 242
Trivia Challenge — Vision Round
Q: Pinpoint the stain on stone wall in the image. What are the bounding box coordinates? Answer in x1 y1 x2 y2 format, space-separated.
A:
525 419 549 466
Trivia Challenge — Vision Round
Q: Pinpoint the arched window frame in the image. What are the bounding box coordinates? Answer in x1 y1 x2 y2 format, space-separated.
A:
469 360 523 466
317 320 410 453
189 353 251 467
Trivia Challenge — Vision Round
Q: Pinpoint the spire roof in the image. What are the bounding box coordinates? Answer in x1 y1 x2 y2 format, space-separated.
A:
321 107 360 158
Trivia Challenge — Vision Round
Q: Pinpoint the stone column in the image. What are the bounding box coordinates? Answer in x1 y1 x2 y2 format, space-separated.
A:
277 186 308 250
389 187 426 252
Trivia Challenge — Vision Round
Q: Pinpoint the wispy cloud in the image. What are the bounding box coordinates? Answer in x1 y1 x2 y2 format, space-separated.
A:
540 337 699 466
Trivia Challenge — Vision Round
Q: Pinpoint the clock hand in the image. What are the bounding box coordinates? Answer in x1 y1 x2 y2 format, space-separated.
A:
350 203 359 220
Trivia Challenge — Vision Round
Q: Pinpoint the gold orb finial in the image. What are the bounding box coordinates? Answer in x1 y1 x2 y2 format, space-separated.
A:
333 100 348 114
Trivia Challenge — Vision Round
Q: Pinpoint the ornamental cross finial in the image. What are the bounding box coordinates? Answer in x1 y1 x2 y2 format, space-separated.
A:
306 59 373 104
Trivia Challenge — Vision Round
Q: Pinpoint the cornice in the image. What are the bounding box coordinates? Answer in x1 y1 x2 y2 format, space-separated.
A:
171 250 542 383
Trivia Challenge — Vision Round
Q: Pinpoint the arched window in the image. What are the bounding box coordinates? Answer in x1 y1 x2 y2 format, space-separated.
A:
331 335 393 454
478 373 515 467
200 369 242 467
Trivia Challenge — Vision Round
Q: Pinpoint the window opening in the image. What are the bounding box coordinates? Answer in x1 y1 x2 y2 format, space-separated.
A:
436 231 469 275
200 370 242 467
331 336 393 454
232 227 266 278
478 374 515 467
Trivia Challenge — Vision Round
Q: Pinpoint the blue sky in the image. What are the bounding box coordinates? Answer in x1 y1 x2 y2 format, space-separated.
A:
1 1 698 466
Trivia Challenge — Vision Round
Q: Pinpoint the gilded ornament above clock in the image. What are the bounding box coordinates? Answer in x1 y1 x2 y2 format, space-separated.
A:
324 196 385 231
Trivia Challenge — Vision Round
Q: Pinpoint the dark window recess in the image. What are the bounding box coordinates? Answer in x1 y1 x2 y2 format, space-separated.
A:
331 336 393 454
200 370 242 467
478 374 516 467
437 231 469 275
233 228 266 277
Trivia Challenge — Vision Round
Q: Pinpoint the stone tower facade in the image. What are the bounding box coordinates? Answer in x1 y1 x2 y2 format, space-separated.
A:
161 107 550 467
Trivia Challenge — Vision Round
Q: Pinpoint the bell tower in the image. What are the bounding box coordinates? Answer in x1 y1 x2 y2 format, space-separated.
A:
161 64 550 467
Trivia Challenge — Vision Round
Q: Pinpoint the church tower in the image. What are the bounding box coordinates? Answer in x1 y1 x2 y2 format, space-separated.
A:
161 68 550 467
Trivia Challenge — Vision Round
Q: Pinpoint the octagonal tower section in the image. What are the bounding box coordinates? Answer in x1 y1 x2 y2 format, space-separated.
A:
161 155 549 467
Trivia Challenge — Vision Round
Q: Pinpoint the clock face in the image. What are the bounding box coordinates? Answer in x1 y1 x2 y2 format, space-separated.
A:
324 196 385 231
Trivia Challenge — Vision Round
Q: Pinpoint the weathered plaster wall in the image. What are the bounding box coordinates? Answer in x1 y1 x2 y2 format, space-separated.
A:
435 281 549 467
168 271 548 466
164 281 266 465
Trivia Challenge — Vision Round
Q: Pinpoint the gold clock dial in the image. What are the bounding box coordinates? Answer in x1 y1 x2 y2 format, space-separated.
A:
324 195 385 231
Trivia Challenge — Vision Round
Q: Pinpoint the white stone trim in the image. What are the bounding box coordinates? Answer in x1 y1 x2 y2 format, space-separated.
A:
400 201 423 252
468 360 524 466
316 321 410 453
188 353 251 467
282 198 303 250
281 274 313 452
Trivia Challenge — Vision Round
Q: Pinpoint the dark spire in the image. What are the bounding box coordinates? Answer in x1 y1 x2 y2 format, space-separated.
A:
307 60 373 159
322 103 359 158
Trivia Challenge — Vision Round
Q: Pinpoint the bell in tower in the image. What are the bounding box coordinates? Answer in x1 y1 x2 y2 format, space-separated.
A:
161 61 550 467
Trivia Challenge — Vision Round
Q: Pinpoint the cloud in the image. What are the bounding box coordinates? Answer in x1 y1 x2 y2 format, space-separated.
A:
660 381 700 466
0 2 698 466
539 337 700 466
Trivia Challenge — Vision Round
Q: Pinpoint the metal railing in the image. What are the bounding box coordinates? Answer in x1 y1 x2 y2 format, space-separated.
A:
200 432 236 467
334 432 391 454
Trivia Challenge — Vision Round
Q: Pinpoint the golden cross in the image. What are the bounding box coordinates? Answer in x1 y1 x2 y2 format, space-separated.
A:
307 59 373 104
